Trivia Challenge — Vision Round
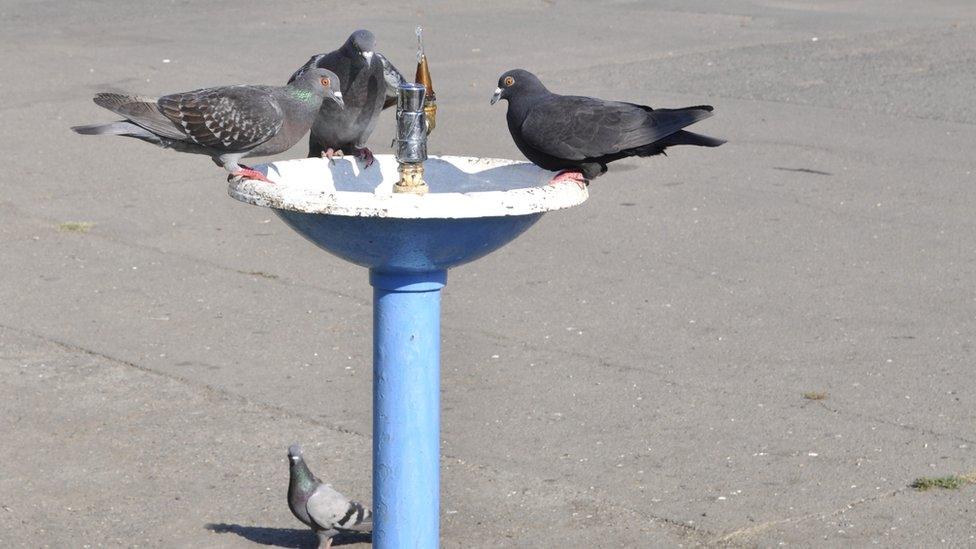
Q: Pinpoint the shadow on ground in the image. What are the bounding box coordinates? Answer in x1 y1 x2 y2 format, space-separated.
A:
205 523 371 548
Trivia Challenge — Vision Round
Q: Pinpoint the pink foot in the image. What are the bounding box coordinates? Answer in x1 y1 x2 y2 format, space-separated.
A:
354 147 375 168
322 147 344 164
231 166 274 184
549 170 587 190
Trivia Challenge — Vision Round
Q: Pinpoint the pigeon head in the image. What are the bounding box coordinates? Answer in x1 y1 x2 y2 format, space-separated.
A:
345 29 376 65
491 69 547 105
293 68 344 108
288 443 304 462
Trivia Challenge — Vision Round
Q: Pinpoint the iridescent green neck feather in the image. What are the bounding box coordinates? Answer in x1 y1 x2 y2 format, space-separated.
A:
290 88 315 103
290 458 316 489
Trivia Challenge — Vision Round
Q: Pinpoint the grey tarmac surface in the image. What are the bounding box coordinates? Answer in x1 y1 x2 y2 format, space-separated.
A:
2 1 975 547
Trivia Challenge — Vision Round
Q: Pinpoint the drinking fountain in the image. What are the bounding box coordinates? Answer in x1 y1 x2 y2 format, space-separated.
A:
227 35 587 548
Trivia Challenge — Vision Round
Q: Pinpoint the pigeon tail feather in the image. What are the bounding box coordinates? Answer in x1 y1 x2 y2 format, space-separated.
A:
648 106 715 128
625 129 725 158
335 500 373 532
71 121 128 135
92 93 187 140
658 130 726 148
71 121 165 145
654 104 714 113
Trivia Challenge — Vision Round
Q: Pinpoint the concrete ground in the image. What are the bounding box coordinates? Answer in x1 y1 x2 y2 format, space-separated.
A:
2 0 975 546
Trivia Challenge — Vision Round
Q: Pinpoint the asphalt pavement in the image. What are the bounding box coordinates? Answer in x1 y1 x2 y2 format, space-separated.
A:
1 1 975 546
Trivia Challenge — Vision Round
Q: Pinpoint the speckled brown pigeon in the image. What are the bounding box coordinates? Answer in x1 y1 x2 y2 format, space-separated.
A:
72 68 343 183
287 444 372 549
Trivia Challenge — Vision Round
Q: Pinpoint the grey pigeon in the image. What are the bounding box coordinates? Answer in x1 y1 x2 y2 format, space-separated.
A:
287 444 372 549
288 29 404 167
491 69 725 186
72 69 344 183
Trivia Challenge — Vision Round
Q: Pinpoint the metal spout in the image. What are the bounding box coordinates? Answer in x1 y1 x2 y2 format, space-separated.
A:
415 25 436 135
393 82 429 195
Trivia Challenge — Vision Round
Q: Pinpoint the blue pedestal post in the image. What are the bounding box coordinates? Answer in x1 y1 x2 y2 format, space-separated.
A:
369 269 446 549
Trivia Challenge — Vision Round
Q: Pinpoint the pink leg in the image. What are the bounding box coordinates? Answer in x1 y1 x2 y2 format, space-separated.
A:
321 148 344 164
548 170 587 190
354 147 375 168
230 166 274 184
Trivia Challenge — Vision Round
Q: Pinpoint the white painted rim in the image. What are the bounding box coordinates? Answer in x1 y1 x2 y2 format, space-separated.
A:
227 155 588 219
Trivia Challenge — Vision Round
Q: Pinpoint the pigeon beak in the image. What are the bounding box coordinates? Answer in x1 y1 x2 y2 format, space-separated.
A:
363 51 374 64
331 90 344 108
490 87 502 105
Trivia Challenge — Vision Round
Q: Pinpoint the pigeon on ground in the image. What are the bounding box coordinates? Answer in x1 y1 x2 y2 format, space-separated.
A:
287 444 372 549
288 29 404 167
72 69 344 183
491 69 725 187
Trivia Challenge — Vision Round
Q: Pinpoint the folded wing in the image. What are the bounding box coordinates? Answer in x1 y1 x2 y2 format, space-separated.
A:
521 96 714 161
156 86 283 152
377 53 406 109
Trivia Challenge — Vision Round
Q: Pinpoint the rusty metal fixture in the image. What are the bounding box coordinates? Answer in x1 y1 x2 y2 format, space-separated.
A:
394 162 428 195
415 26 436 135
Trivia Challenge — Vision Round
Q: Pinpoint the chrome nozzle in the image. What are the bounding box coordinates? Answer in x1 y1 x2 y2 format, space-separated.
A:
394 83 428 164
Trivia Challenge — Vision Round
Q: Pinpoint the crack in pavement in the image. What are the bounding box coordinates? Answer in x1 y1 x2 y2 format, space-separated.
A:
811 400 976 447
712 485 911 545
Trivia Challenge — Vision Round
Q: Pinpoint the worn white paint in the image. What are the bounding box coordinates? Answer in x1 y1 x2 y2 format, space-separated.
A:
227 155 588 219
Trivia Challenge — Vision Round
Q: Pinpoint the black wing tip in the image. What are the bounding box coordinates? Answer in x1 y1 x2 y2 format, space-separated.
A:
93 92 140 110
655 104 715 113
288 54 327 85
71 122 121 135
92 93 116 108
668 130 727 148
685 106 716 124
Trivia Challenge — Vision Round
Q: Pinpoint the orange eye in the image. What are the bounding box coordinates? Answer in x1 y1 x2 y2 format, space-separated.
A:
320 77 331 87
503 76 515 87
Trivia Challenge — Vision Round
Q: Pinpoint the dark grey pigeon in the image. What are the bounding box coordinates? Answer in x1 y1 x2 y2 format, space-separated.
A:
288 29 404 167
72 69 344 183
287 444 372 549
491 69 725 186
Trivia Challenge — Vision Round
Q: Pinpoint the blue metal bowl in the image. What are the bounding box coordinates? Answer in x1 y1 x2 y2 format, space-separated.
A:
276 210 544 273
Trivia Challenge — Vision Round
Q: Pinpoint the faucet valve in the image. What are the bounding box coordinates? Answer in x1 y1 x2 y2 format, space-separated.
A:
393 83 429 195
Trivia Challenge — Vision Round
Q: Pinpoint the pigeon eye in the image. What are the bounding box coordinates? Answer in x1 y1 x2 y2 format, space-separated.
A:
503 76 515 87
320 77 331 87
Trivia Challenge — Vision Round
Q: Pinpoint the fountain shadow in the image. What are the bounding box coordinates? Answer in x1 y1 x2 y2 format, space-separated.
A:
204 523 371 548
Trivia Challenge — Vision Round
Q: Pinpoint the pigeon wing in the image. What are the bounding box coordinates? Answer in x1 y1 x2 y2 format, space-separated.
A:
157 86 282 152
93 93 187 140
306 484 373 533
520 96 713 160
376 53 406 109
288 53 331 84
